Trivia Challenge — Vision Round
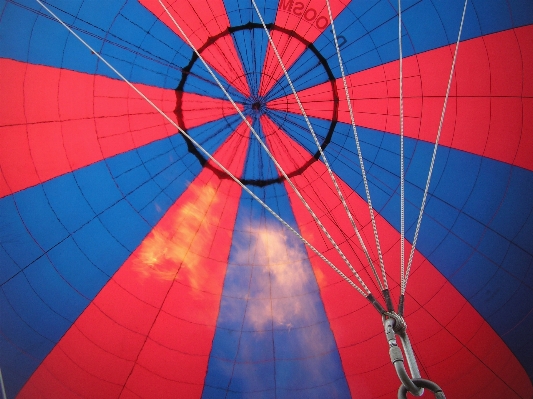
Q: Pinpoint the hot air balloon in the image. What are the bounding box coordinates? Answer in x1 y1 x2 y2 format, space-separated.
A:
1 0 532 397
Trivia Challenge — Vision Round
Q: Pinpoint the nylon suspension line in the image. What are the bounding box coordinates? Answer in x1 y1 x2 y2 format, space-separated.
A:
325 0 393 311
158 0 375 300
250 0 386 304
35 0 388 311
378 2 426 396
378 4 468 398
400 0 469 312
398 0 406 315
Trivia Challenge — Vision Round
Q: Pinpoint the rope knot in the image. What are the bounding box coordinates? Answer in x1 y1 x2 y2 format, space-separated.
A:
384 312 407 334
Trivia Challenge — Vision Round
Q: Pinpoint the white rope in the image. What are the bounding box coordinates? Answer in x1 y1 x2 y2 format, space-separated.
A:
250 0 379 290
325 0 389 291
402 0 469 295
159 0 372 295
35 0 370 298
0 369 7 399
399 0 406 295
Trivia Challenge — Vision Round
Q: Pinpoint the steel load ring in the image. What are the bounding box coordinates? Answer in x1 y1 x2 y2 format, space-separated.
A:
398 378 446 399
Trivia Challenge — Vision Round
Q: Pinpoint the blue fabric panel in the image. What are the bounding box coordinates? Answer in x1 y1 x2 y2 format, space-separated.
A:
477 229 509 265
74 162 124 214
224 0 277 26
201 374 235 398
109 147 163 198
449 252 499 299
0 287 55 361
43 174 96 233
47 237 109 299
453 213 487 248
503 244 533 284
138 190 173 225
126 179 163 213
515 210 533 255
228 362 276 396
71 218 130 276
469 0 514 35
266 110 331 161
241 118 279 182
0 198 43 271
423 196 460 231
488 283 533 376
488 168 533 242
97 199 151 252
470 267 523 320
399 1 474 52
423 231 474 280
203 178 350 398
463 161 510 222
269 0 533 96
185 114 244 154
430 149 478 210
276 355 348 399
283 52 330 97
2 270 71 342
0 247 18 286
0 1 38 61
231 28 269 96
105 115 240 218
0 0 190 88
0 288 53 398
508 0 533 28
24 256 90 321
14 187 69 253
184 60 246 101
236 330 274 362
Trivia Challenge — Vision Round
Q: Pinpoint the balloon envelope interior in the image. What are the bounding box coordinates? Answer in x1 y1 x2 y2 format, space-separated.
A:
0 0 532 398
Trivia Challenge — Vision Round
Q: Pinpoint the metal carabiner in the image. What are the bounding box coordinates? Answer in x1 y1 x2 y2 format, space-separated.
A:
383 317 423 396
383 315 424 396
383 314 447 398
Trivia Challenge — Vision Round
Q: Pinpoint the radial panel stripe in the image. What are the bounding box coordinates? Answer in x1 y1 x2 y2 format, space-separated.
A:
16 121 250 399
258 0 348 96
268 25 533 171
139 0 250 96
0 58 240 198
260 116 533 398
202 118 350 398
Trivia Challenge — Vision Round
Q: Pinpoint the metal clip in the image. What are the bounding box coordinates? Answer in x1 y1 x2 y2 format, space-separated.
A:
383 314 428 397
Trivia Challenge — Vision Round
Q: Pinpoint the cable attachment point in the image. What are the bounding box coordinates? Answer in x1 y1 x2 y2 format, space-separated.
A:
384 311 407 334
383 317 424 397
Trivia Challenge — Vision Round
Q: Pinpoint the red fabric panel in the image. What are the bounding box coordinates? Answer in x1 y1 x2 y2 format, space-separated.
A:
26 122 73 184
259 0 348 95
20 345 124 399
120 363 202 399
139 0 249 96
0 124 38 198
260 117 533 398
17 123 250 399
268 25 533 171
178 92 244 129
0 59 238 198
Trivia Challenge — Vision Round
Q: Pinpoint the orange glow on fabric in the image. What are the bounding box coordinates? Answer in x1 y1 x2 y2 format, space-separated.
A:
134 183 218 287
